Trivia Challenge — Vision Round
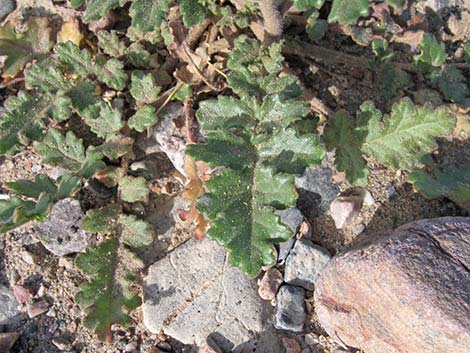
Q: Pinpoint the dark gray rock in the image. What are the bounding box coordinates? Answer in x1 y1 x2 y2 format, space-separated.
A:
275 207 304 264
315 217 470 353
35 198 92 256
295 166 339 220
0 0 15 21
142 238 283 352
274 285 306 333
284 239 331 291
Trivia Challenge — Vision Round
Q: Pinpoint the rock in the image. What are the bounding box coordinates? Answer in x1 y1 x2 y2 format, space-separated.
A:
284 239 331 291
274 285 306 333
35 198 92 256
151 103 186 176
31 164 42 173
385 183 399 201
142 238 282 352
12 285 32 304
49 167 69 181
258 268 283 301
314 217 470 353
420 0 463 12
52 338 73 351
26 299 50 318
363 190 375 206
275 207 305 264
329 196 362 229
295 166 340 220
124 341 139 352
0 332 19 353
282 337 301 353
0 285 20 326
352 223 365 236
0 0 15 21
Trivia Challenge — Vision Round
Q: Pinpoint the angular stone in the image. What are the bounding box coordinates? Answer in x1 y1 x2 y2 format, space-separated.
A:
0 0 15 21
26 299 50 318
275 207 305 264
314 217 470 353
274 285 306 333
329 196 362 229
284 239 331 291
0 285 20 326
142 238 282 352
35 198 92 256
258 268 283 301
0 332 19 352
295 166 339 220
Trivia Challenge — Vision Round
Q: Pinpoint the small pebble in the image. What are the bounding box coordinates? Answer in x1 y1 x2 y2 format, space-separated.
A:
0 332 20 352
21 250 36 265
26 299 50 318
124 341 139 352
31 164 42 173
386 183 399 201
329 196 362 229
13 284 33 304
156 341 172 351
352 224 366 235
258 268 283 301
304 333 319 346
363 190 375 206
52 337 73 351
282 337 301 353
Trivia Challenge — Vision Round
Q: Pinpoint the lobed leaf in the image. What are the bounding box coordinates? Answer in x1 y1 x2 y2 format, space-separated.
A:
129 0 169 32
128 106 158 132
328 0 369 25
130 71 161 104
118 176 149 203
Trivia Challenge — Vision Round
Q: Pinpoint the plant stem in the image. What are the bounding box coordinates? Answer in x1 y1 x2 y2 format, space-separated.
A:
258 0 283 45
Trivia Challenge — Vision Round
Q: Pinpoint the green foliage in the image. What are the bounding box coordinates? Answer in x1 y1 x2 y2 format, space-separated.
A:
118 176 150 203
83 0 129 22
130 71 161 104
97 31 127 57
188 89 324 276
435 66 468 104
324 99 455 185
294 0 325 11
0 174 81 233
328 0 369 25
414 34 447 69
81 204 120 234
178 0 208 27
128 106 157 132
130 0 169 32
35 129 106 178
409 165 470 211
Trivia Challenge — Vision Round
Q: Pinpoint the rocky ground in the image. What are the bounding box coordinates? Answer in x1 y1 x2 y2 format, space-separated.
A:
1 0 470 353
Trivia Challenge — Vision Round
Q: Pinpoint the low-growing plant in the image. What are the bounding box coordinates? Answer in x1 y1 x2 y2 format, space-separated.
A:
0 0 467 342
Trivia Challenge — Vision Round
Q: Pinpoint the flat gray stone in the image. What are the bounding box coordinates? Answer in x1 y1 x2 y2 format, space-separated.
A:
0 285 20 327
35 198 92 257
275 207 304 264
143 238 282 352
274 285 306 333
284 239 331 291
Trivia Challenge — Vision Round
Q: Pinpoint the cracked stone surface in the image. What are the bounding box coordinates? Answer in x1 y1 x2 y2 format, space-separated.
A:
274 285 306 333
314 217 470 353
142 238 283 352
0 285 21 327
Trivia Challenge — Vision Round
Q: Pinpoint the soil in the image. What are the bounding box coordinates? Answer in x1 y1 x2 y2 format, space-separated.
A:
0 1 469 353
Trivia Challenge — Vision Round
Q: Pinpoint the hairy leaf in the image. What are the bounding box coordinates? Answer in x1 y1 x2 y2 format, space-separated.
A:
97 31 126 57
96 58 128 90
129 0 169 32
119 176 149 203
128 106 157 132
179 0 208 27
435 66 468 104
130 71 160 104
414 34 447 68
81 204 120 234
125 43 151 67
294 0 325 11
34 128 106 178
409 165 470 211
324 111 369 186
119 214 154 247
83 102 124 141
328 0 369 25
84 0 129 22
187 94 324 276
360 98 455 170
75 238 142 341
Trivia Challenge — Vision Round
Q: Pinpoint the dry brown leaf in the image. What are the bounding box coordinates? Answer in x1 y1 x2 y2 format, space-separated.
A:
57 20 83 46
450 105 470 136
447 11 470 41
392 30 425 50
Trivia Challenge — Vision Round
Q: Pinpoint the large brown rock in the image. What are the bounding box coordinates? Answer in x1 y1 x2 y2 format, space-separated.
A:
314 217 470 353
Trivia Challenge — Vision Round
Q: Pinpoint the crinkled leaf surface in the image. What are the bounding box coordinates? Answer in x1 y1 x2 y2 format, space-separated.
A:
435 66 468 104
97 31 126 57
128 106 157 132
130 71 160 104
75 238 143 341
293 0 325 11
81 204 120 234
415 34 447 68
328 0 369 25
84 0 129 22
360 98 455 170
187 95 324 276
129 0 169 32
324 111 369 186
119 214 154 247
178 0 207 27
35 128 106 178
119 176 149 203
409 165 470 211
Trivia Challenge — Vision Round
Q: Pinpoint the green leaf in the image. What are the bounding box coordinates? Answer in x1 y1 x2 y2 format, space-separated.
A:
96 58 128 90
75 238 142 341
173 83 192 101
409 165 470 211
125 43 151 68
34 128 106 178
360 98 455 170
414 34 447 68
294 0 325 11
324 111 369 185
306 12 327 41
24 59 71 92
81 204 120 234
97 31 127 57
0 198 37 233
56 174 82 199
71 0 85 7
119 176 149 203
379 63 410 100
179 0 208 27
130 71 160 104
187 94 324 276
128 106 157 132
129 0 169 32
83 102 124 141
5 174 57 199
84 0 129 22
55 41 94 77
435 66 468 104
119 214 154 247
328 0 369 25
69 82 101 119
371 39 394 62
